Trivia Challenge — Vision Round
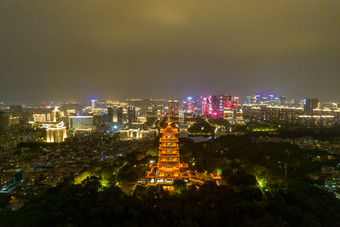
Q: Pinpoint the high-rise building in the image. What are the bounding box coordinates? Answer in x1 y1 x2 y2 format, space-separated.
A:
304 98 319 114
146 119 190 185
8 116 19 126
0 111 4 132
200 95 238 117
93 115 104 130
0 111 9 133
9 105 23 117
52 107 61 122
268 94 278 106
207 96 212 115
129 99 167 115
279 96 286 105
211 95 218 116
46 122 67 143
321 102 338 110
107 107 113 122
68 116 93 131
33 114 50 123
218 95 225 116
253 94 262 104
127 106 137 123
247 94 281 106
173 100 179 115
233 96 240 107
112 106 118 123
224 108 234 120
246 96 252 105
117 107 123 124
192 97 200 113
91 99 97 109
168 100 173 114
202 97 208 115
186 97 193 113
168 100 179 116
225 95 238 113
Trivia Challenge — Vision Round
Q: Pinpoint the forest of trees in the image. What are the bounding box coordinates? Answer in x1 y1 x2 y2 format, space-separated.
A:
187 118 216 134
1 176 339 226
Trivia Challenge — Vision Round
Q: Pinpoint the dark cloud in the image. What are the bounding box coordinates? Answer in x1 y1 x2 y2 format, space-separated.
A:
1 0 339 103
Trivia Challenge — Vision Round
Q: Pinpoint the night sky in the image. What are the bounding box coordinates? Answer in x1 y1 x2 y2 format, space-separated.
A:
1 0 339 104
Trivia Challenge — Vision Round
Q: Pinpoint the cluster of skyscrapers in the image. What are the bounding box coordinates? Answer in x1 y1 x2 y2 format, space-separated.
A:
176 95 240 117
1 93 340 146
243 94 340 126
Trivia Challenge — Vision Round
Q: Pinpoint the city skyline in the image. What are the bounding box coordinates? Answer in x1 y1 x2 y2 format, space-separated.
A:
0 93 338 106
1 0 340 103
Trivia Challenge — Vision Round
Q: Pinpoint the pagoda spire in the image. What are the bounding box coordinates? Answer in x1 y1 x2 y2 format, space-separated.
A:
146 118 190 185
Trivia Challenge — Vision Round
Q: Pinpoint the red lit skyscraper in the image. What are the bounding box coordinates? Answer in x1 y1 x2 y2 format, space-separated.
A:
168 100 179 115
186 97 193 113
173 100 179 115
211 95 219 116
202 97 208 115
168 100 173 114
200 94 238 117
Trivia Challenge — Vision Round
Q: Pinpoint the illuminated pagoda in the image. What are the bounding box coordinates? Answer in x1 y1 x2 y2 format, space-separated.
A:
147 118 190 185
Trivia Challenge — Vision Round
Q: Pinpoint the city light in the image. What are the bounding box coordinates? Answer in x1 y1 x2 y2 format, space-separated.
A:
1 0 340 225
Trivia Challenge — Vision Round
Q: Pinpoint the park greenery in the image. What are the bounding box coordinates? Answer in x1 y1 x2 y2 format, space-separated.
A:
1 131 340 226
188 118 216 134
2 176 339 226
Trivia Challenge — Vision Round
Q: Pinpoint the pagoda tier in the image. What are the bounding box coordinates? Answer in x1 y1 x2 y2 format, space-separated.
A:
146 120 190 185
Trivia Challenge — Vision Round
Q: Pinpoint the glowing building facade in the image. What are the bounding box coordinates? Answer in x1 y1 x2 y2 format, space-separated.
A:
202 97 208 115
112 106 118 123
33 113 52 123
120 128 157 139
186 97 193 113
201 95 239 117
168 100 173 114
127 106 137 123
242 104 340 127
147 120 190 185
304 98 319 114
91 99 97 109
46 122 67 143
168 100 179 116
68 116 93 132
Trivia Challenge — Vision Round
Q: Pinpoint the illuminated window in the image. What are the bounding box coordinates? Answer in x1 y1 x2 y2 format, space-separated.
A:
167 135 172 138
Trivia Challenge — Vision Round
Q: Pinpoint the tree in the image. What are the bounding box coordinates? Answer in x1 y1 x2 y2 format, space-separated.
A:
188 120 215 134
173 179 187 194
146 146 158 156
146 186 159 202
222 167 233 179
227 170 257 187
133 185 147 200
14 172 22 181
0 193 11 208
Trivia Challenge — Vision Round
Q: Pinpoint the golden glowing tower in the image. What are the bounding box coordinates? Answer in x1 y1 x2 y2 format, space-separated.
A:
147 118 190 184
